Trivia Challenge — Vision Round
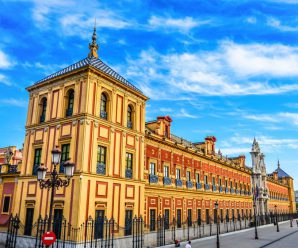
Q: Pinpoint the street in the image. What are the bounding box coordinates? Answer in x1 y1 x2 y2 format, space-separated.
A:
164 220 298 248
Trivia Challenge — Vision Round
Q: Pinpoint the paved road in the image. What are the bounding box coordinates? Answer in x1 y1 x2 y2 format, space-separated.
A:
163 220 298 248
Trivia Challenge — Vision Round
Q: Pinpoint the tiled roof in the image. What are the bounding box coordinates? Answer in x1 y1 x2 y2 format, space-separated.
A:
273 167 291 178
34 57 142 93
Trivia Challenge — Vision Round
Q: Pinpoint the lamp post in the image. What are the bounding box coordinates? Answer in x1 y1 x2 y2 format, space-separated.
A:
274 205 279 232
37 147 75 231
253 203 258 239
215 201 220 248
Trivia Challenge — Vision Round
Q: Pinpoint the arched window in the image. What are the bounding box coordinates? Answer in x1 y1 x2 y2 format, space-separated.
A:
40 97 47 123
127 105 133 129
100 93 108 120
66 89 74 117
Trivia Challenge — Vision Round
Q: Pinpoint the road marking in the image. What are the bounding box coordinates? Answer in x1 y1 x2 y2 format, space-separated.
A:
258 230 298 248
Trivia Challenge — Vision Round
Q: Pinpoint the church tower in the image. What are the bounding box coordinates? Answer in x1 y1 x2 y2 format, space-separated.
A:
250 138 269 217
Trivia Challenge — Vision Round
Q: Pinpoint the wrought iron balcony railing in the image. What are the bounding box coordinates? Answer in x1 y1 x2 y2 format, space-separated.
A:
196 182 202 189
100 111 107 120
125 169 133 179
176 179 183 187
39 114 45 123
163 177 171 185
127 121 133 129
186 181 193 189
96 163 106 175
66 108 73 117
149 174 158 184
204 184 210 190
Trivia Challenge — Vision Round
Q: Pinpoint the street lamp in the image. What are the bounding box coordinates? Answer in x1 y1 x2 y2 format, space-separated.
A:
274 205 279 232
37 146 75 231
215 201 220 248
253 203 258 239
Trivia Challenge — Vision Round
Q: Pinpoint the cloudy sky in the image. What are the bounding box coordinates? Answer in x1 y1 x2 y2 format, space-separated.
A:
1 0 298 188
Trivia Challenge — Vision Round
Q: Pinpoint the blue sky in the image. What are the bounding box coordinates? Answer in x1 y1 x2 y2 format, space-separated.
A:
1 0 298 188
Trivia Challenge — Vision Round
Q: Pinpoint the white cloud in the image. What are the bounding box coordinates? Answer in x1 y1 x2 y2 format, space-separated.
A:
247 17 257 24
122 41 298 98
243 112 298 126
267 17 298 32
0 98 27 107
0 50 14 69
148 16 210 33
173 108 199 119
245 114 278 123
220 148 250 155
0 74 12 86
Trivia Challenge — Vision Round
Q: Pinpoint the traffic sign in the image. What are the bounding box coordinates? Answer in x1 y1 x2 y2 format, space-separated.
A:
42 231 56 246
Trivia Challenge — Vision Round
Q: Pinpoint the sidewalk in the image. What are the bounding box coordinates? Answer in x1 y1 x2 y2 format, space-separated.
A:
163 220 298 248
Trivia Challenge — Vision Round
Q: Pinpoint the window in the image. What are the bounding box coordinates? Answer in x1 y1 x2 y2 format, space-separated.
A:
204 175 208 184
150 162 155 175
24 208 34 235
187 209 192 226
196 173 200 182
212 177 215 186
230 181 233 188
164 209 170 229
32 148 42 175
150 209 156 231
126 153 133 178
219 178 222 186
206 209 210 224
66 89 74 117
60 144 70 173
225 180 228 188
95 210 105 239
176 168 181 179
100 93 108 120
177 209 182 228
53 209 63 239
97 146 106 175
125 210 133 235
164 166 169 177
235 182 238 190
2 196 10 213
186 171 191 181
127 105 133 129
197 209 201 225
40 97 47 123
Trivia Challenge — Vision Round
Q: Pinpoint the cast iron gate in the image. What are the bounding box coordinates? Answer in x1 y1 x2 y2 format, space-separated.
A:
132 216 144 248
5 215 20 248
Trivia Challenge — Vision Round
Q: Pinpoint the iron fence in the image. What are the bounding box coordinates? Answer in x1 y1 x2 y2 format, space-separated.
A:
4 213 298 248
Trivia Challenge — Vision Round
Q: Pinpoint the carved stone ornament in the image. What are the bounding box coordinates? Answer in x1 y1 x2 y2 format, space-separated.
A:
56 124 61 129
80 119 84 125
136 137 139 141
123 133 126 137
94 121 99 128
72 120 77 126
111 128 115 133
86 120 90 125
44 126 49 132
31 130 35 134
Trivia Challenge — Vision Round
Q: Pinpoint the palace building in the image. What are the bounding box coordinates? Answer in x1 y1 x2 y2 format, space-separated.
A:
0 29 295 235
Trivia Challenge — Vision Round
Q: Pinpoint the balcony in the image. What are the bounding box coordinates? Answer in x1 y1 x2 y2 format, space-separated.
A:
127 121 133 129
230 188 235 194
196 182 202 189
212 185 217 191
96 163 106 175
236 189 239 194
39 114 45 123
225 188 229 193
125 169 133 179
186 181 193 189
149 174 158 184
100 111 107 120
219 186 223 193
176 179 183 187
163 177 172 185
66 108 73 117
204 184 210 190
